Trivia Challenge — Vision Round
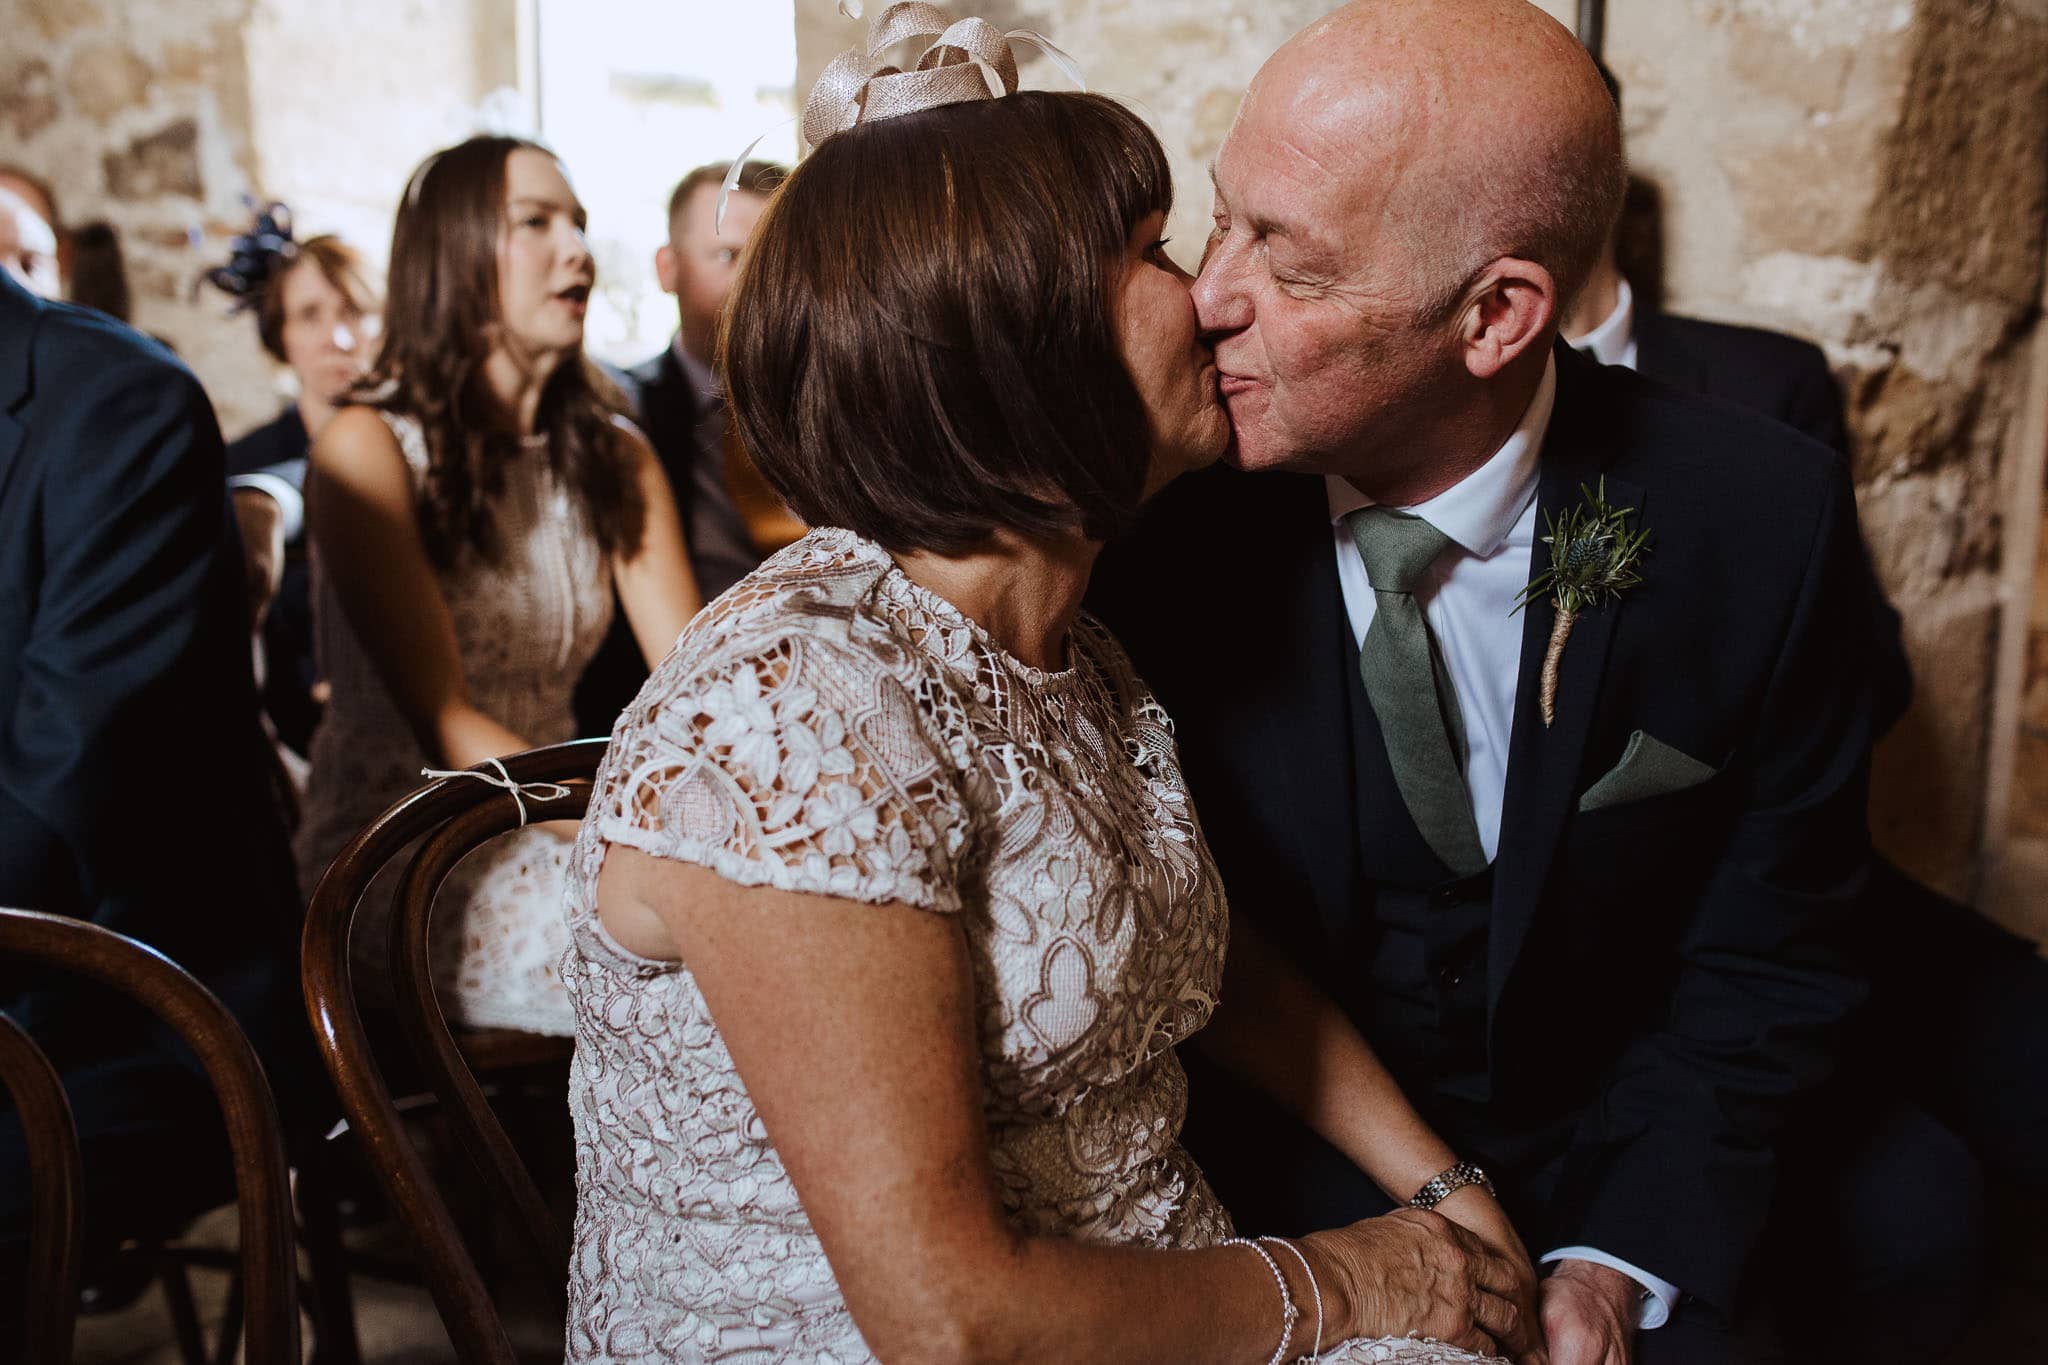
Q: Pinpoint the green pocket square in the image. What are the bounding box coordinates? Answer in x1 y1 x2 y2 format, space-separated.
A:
1577 731 1719 813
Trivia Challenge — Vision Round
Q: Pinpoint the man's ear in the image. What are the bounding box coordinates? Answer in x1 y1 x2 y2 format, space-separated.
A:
654 243 680 296
1458 257 1557 380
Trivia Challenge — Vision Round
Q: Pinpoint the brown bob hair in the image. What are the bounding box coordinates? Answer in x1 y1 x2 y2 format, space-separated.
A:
722 90 1173 555
256 234 378 362
358 135 640 567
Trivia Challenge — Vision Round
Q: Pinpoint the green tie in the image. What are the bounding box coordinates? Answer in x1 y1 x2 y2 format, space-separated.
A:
1345 506 1487 878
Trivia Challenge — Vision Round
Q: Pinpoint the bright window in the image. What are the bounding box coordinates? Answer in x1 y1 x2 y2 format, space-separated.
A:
532 0 799 366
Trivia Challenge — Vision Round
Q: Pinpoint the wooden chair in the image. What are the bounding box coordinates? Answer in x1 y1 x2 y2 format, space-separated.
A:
0 908 300 1365
301 739 607 1364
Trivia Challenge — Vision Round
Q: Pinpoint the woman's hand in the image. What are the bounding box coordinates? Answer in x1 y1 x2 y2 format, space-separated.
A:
1433 1186 1547 1363
1303 1208 1548 1363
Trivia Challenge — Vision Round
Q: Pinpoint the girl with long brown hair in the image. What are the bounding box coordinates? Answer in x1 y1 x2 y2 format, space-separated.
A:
295 135 700 1034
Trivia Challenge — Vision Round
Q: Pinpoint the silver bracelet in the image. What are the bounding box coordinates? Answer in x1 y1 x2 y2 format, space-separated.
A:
1406 1160 1496 1211
1260 1236 1322 1362
1221 1236 1299 1365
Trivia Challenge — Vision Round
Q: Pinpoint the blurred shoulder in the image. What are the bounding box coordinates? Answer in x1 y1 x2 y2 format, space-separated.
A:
23 297 204 414
1644 310 1832 378
1570 344 1844 505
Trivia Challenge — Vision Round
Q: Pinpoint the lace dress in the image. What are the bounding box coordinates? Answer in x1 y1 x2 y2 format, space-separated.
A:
294 409 613 1036
562 528 1500 1363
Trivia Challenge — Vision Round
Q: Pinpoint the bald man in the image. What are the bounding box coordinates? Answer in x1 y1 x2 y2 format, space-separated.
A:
1093 5 1892 1362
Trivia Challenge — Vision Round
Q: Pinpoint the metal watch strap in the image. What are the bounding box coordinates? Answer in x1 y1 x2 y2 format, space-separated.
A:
1407 1161 1496 1210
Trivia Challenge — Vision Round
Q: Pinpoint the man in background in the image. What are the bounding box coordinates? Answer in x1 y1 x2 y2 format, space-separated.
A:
1562 61 2048 1361
576 158 791 735
0 268 304 1326
0 166 62 300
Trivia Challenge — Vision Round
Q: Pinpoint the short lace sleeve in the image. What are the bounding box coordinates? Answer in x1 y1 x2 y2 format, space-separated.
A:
593 631 971 913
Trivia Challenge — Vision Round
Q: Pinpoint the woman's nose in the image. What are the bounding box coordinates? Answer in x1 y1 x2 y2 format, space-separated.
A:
562 223 594 269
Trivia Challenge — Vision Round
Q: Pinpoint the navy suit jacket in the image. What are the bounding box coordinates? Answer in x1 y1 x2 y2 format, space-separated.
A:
0 273 300 1078
1635 311 1851 458
1090 344 1881 1315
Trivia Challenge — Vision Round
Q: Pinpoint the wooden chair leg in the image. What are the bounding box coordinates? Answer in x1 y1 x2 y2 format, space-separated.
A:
296 1142 363 1365
210 1268 245 1365
158 1255 208 1365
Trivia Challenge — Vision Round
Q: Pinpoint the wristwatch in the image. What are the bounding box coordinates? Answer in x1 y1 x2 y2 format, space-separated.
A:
1407 1161 1497 1210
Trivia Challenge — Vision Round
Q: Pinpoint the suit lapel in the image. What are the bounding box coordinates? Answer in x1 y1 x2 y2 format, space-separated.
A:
1487 348 1641 1029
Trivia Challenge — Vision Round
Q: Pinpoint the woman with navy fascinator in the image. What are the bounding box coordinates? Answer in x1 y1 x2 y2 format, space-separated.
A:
206 202 382 757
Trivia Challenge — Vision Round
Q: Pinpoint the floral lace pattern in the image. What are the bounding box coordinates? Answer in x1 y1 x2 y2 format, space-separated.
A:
561 528 1498 1364
294 410 612 1035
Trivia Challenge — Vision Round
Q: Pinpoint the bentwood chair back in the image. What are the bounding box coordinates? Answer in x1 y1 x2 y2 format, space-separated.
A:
300 739 606 1365
0 908 299 1365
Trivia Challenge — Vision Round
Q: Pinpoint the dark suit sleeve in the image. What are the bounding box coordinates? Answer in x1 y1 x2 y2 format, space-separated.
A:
1550 457 1879 1316
1 347 272 976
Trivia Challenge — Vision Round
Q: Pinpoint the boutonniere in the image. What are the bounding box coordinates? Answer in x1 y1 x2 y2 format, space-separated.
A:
1512 477 1649 727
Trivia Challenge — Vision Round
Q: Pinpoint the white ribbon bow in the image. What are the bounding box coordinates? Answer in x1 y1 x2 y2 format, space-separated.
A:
419 757 572 827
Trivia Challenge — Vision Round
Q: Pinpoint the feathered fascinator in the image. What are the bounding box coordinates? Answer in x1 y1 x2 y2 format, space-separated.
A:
200 199 297 310
716 1 1085 231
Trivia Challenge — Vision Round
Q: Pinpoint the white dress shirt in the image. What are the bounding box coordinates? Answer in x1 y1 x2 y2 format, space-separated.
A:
1326 352 1681 1329
227 464 305 543
1573 275 1639 370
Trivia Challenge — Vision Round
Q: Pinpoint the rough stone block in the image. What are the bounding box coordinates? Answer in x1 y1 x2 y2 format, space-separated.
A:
64 43 153 124
1870 587 1999 900
2007 725 2048 843
102 119 203 201
24 0 106 42
0 57 60 142
1871 0 2048 308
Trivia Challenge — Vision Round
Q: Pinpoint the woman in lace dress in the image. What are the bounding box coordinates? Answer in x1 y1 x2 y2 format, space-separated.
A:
296 136 700 1035
563 12 1543 1364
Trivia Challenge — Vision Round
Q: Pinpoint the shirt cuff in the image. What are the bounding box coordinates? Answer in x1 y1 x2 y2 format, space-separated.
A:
229 470 304 543
1540 1246 1680 1330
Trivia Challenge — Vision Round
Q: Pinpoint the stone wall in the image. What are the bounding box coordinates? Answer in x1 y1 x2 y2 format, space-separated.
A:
1603 0 2048 919
797 0 2048 924
0 0 523 437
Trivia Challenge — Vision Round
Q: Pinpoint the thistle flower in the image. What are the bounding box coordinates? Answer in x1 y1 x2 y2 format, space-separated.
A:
1512 478 1649 726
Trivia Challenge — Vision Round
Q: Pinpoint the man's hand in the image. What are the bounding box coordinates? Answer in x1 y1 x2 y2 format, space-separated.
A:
1540 1258 1637 1365
231 487 286 630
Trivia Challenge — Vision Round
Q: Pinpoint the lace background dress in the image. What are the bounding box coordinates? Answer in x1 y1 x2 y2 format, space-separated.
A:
293 408 612 1036
562 529 1501 1363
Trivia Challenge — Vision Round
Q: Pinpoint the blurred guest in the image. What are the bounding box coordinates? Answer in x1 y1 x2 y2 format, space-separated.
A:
296 136 698 1034
68 220 133 323
204 205 382 757
573 159 788 735
0 269 303 1327
0 177 60 300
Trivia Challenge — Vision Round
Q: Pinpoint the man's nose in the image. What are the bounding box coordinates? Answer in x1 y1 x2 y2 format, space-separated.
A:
1191 236 1250 340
